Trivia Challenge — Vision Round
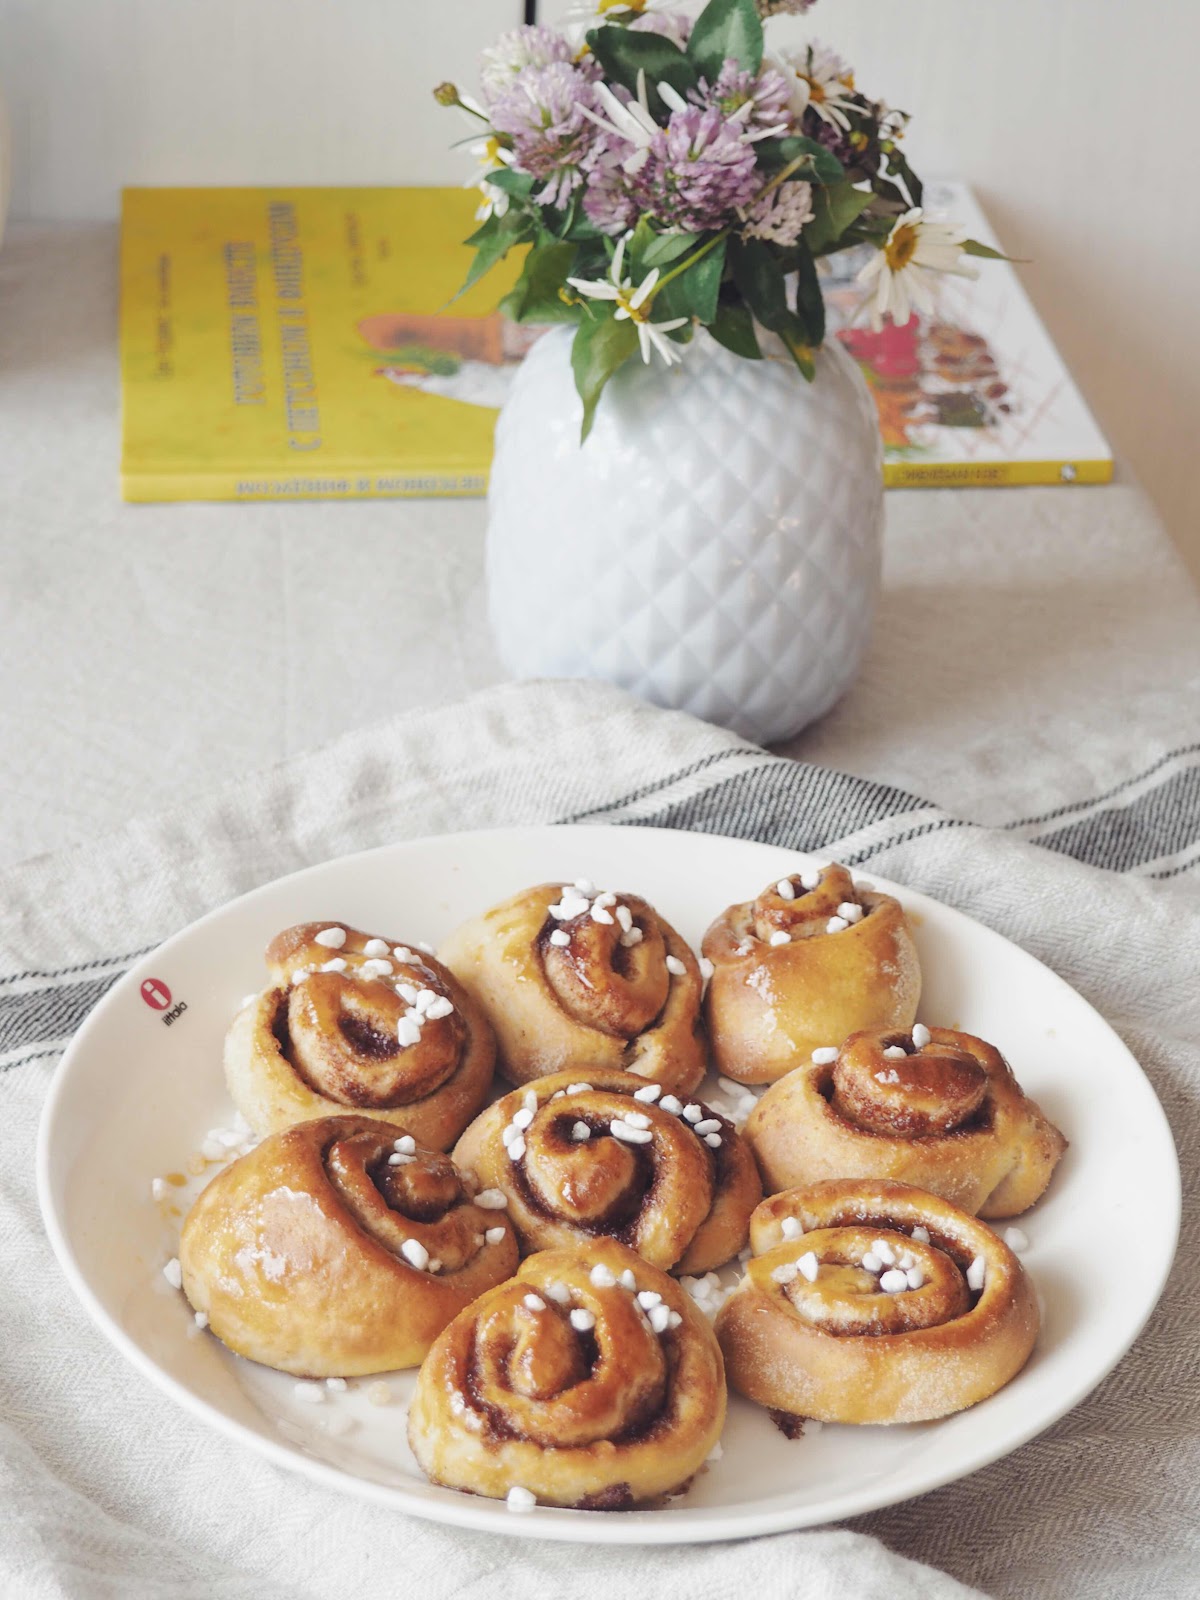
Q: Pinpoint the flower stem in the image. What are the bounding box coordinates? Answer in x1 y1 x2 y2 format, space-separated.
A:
647 155 827 304
758 152 819 200
653 229 729 294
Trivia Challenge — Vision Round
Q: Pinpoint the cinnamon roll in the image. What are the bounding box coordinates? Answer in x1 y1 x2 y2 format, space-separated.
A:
453 1068 761 1273
438 881 705 1094
746 1025 1067 1215
408 1239 725 1510
703 864 921 1084
226 922 495 1149
179 1115 518 1376
716 1179 1038 1425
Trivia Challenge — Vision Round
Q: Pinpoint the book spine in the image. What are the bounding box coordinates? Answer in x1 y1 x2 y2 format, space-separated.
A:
883 459 1113 489
121 468 490 503
124 458 1115 501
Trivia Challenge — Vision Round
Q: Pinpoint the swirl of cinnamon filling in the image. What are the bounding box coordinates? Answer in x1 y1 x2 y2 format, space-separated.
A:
702 864 922 1084
407 1239 725 1509
540 898 668 1038
454 1068 761 1273
746 1026 1067 1217
224 922 496 1150
178 1115 518 1375
716 1179 1038 1425
832 1029 989 1136
438 883 706 1094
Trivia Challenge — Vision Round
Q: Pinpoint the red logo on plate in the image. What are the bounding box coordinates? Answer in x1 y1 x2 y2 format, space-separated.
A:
140 978 172 1011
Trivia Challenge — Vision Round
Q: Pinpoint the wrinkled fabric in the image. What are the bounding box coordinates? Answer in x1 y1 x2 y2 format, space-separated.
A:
2 677 1197 1599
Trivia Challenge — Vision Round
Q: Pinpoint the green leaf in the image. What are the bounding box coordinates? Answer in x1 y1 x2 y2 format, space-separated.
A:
571 309 639 442
728 236 790 332
451 210 531 301
779 327 816 381
834 215 894 248
625 215 658 266
640 230 701 269
561 202 604 242
883 144 924 207
728 237 819 373
481 167 535 199
564 240 611 288
499 241 579 325
791 239 825 347
586 25 697 114
653 237 726 325
463 210 503 250
633 228 700 272
754 136 843 186
803 181 874 255
687 0 763 80
708 297 762 359
869 176 911 211
963 237 1020 262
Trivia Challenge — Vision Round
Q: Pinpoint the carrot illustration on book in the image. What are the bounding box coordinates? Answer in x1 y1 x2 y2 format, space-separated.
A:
360 313 544 409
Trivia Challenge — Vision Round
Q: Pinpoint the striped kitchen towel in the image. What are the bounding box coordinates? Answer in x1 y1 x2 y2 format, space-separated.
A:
2 679 1196 1600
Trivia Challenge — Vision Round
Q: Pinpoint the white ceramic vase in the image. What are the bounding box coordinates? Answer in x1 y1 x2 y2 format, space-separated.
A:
486 325 883 745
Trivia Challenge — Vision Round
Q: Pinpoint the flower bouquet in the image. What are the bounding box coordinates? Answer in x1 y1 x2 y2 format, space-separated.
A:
437 0 1002 438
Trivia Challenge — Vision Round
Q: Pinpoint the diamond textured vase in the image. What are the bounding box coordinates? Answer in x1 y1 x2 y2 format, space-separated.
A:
486 326 883 745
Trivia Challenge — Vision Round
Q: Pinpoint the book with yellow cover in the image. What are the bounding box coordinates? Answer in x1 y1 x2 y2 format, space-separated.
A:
120 183 1111 502
120 185 526 502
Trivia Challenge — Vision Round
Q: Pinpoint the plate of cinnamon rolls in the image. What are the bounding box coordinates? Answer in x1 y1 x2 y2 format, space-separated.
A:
37 826 1180 1543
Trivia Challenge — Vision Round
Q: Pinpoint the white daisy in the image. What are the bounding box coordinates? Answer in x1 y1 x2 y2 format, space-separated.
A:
769 42 859 132
856 208 979 332
464 135 515 220
561 0 682 46
474 181 508 222
626 305 691 367
566 233 690 366
581 70 659 174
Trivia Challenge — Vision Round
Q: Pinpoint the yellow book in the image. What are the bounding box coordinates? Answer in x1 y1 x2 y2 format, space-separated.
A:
120 185 526 502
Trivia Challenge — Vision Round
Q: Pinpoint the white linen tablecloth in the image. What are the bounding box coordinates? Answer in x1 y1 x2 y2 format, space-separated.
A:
3 676 1199 1599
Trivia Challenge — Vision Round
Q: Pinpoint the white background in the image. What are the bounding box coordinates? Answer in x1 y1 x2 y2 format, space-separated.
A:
2 0 1197 579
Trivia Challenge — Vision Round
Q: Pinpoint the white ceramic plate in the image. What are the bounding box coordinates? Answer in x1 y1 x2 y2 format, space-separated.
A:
38 826 1180 1545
